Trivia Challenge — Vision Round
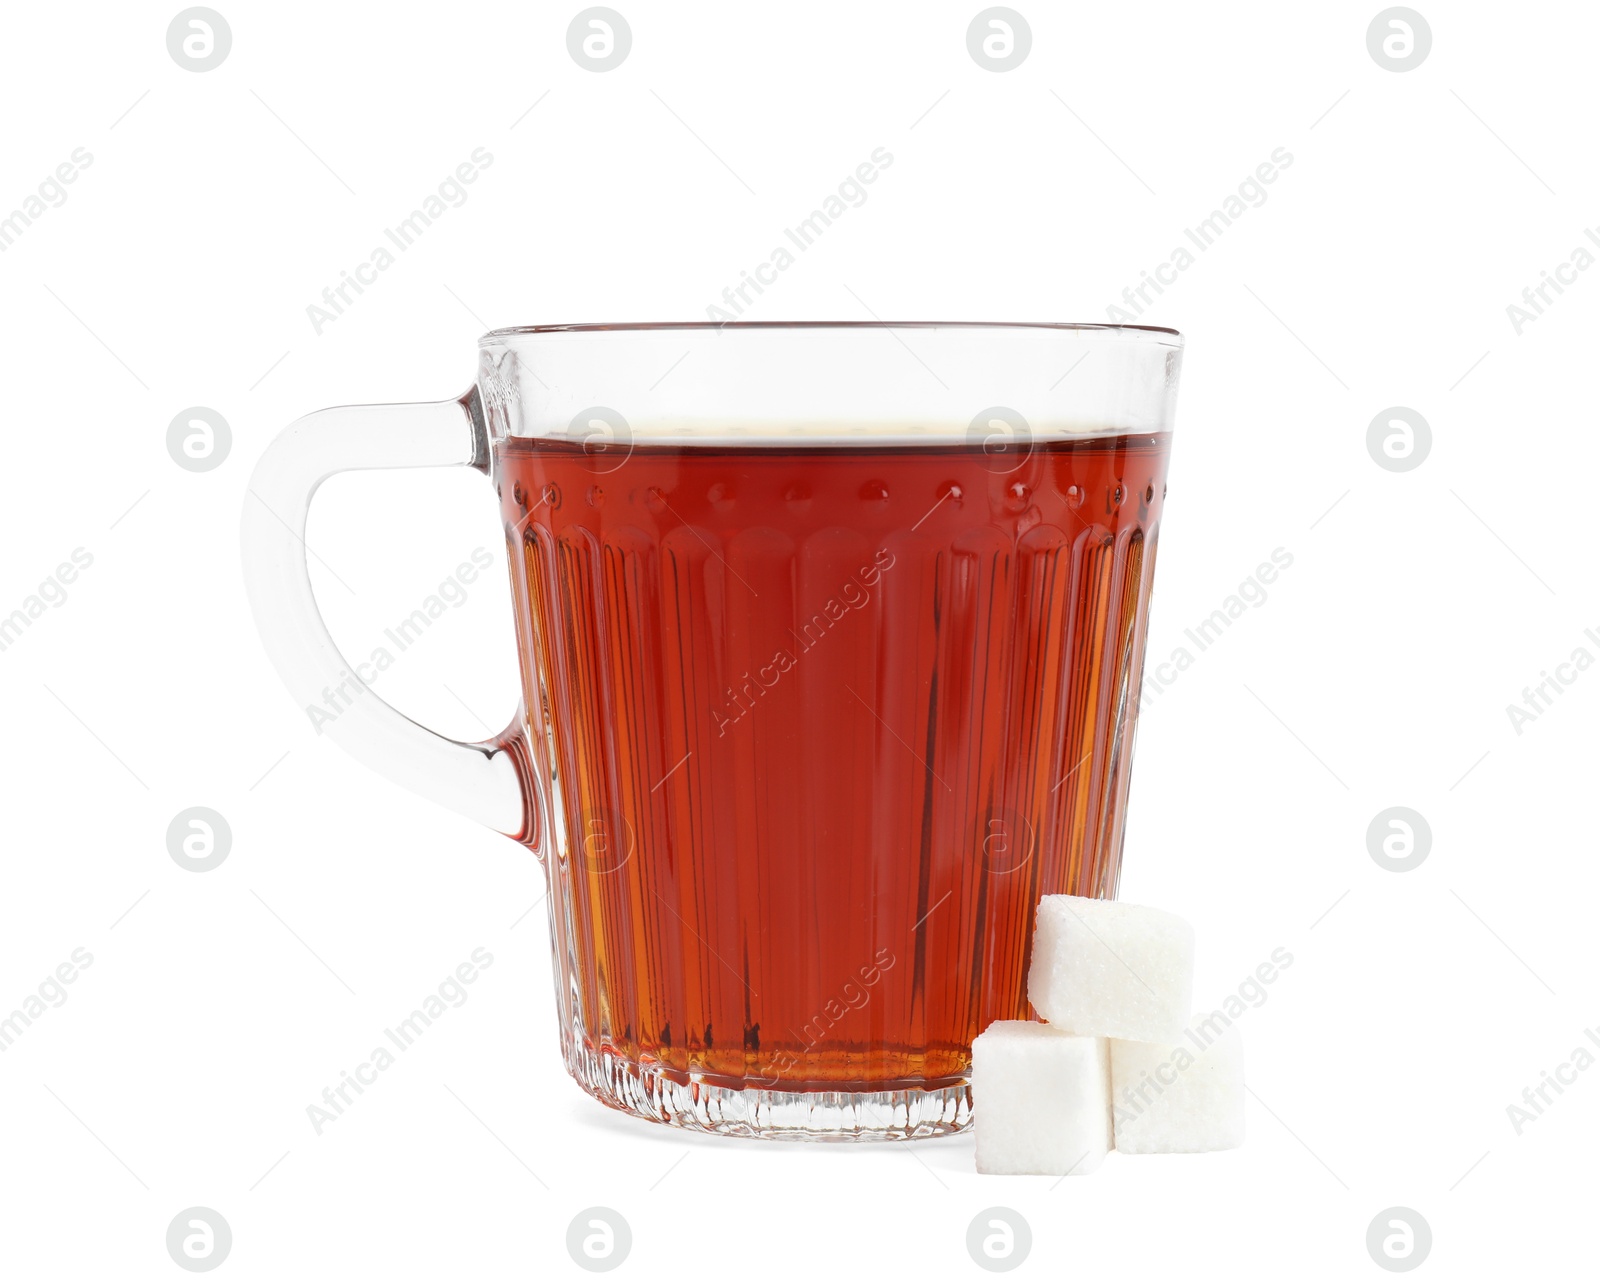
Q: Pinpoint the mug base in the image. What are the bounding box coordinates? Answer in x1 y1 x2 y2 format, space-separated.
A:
566 1038 972 1141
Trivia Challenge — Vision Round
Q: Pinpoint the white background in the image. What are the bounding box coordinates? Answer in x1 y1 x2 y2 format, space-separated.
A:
2 1 1595 1274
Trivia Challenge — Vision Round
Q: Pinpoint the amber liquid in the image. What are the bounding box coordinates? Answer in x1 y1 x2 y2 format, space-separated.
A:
499 432 1170 1092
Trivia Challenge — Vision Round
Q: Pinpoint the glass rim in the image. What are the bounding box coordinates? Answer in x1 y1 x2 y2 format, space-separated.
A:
480 320 1184 346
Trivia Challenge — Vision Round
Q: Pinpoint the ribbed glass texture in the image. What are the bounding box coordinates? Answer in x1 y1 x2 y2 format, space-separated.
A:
497 427 1170 1138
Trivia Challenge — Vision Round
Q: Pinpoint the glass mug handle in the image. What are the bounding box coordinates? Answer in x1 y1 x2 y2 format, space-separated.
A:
239 390 539 848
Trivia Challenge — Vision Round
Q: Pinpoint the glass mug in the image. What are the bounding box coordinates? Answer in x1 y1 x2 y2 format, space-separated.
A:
242 322 1183 1140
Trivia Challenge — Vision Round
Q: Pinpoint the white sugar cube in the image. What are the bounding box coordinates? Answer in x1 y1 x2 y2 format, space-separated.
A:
1111 1015 1245 1153
1028 895 1194 1043
972 1021 1110 1175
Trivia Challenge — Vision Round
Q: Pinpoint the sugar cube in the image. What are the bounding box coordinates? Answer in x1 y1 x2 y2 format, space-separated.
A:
1110 1015 1245 1153
1028 895 1194 1043
972 1021 1110 1175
